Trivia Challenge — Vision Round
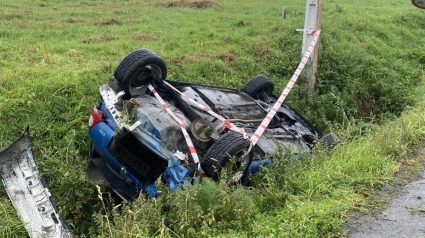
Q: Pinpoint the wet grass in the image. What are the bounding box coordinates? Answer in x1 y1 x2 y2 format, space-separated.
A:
0 0 424 237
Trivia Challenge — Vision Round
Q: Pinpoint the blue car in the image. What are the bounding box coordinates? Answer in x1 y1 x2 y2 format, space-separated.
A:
87 49 333 201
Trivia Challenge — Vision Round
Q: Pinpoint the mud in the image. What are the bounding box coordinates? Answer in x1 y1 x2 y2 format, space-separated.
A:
156 0 221 9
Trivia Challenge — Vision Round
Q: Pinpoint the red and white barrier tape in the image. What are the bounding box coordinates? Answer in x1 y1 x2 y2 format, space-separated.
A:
162 29 321 146
250 30 321 145
163 81 252 142
148 84 204 173
147 30 320 174
296 29 318 35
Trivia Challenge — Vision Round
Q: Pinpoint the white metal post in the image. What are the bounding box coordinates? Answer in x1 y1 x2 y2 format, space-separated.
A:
301 0 318 55
300 0 322 91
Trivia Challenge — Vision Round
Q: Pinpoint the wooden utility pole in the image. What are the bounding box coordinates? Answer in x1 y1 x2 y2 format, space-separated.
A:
300 0 322 92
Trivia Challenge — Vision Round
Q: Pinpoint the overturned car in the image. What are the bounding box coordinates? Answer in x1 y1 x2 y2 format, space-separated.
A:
88 49 334 201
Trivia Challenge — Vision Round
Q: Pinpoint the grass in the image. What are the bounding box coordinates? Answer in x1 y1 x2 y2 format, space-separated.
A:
0 0 424 237
94 104 425 237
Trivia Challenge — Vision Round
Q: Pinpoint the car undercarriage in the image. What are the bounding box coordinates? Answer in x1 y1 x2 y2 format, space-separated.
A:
87 49 332 200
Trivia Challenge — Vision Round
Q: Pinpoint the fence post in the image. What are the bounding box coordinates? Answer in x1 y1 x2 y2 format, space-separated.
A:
301 0 322 92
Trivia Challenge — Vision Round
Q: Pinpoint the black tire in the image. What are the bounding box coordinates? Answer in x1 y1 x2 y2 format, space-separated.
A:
201 132 250 180
319 133 339 149
114 49 167 96
242 74 274 101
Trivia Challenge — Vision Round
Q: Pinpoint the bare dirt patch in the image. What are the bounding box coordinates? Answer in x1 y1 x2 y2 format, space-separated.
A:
94 19 121 26
156 0 222 9
67 17 85 24
80 35 119 44
234 20 248 27
174 53 205 64
219 50 239 64
131 34 156 41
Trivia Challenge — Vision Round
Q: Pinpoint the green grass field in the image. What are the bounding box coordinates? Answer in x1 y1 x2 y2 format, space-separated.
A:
1 0 425 237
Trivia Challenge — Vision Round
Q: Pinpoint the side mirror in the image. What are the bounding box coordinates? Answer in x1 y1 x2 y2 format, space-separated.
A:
412 0 425 9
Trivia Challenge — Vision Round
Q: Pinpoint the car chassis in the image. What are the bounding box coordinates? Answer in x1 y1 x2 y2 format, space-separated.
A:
87 49 330 201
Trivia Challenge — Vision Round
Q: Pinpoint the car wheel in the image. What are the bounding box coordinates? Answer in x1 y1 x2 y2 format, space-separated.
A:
319 133 339 149
113 49 167 97
201 132 251 180
242 74 274 102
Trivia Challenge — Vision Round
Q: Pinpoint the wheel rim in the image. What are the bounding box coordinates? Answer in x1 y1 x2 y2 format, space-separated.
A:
129 64 164 96
223 148 249 172
254 86 272 102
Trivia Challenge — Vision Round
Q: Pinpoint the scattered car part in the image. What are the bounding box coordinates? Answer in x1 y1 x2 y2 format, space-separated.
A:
0 127 72 238
191 119 215 142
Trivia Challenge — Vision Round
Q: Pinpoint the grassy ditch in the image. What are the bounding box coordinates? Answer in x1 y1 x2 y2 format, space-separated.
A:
93 93 425 237
0 0 424 237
